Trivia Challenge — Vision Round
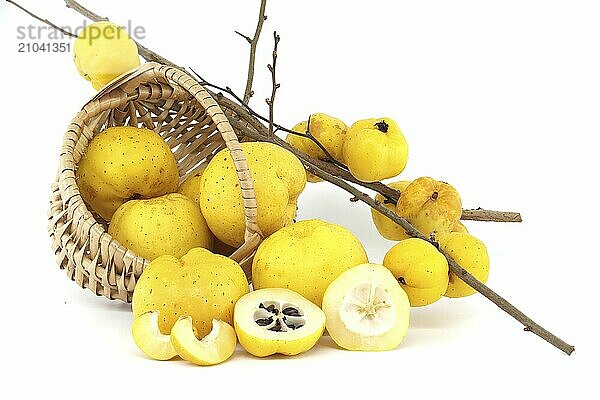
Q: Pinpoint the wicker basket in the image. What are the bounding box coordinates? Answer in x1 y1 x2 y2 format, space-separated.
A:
48 62 263 302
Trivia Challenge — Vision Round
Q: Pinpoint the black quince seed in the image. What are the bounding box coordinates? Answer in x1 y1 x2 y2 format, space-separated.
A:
282 307 302 317
255 317 274 326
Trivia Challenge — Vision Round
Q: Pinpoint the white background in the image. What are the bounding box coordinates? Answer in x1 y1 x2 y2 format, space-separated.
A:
0 0 597 398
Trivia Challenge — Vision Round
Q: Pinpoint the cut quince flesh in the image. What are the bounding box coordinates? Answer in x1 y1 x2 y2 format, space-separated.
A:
234 288 326 357
131 311 177 360
170 317 237 366
322 263 410 351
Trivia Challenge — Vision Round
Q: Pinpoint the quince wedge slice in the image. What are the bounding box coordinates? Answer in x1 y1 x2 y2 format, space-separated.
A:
131 311 177 360
170 317 237 366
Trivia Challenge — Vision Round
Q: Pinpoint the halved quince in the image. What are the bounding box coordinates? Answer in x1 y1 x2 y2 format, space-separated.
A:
170 317 237 366
234 288 326 357
322 263 410 351
131 311 177 360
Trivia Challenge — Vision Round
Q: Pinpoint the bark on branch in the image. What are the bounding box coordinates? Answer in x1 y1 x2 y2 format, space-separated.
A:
238 0 267 104
5 0 76 38
265 31 280 136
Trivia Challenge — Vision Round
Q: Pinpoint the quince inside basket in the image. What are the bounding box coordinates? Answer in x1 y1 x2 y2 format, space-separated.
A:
48 63 262 302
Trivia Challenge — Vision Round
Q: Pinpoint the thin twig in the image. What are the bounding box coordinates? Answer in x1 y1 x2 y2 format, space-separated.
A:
5 0 77 38
461 208 523 222
265 31 280 136
234 30 252 44
239 0 268 104
64 0 106 21
188 73 346 167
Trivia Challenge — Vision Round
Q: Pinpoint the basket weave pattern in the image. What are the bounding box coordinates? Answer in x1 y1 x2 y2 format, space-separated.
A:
48 63 262 302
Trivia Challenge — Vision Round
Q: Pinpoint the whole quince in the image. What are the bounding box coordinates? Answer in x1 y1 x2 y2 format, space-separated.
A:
132 248 249 337
343 117 408 182
108 193 213 261
286 113 347 183
178 168 239 255
437 232 490 298
452 221 469 233
76 126 179 221
289 121 320 183
73 21 141 90
178 167 206 204
383 238 449 306
396 176 462 236
252 219 368 306
371 180 412 240
198 142 306 247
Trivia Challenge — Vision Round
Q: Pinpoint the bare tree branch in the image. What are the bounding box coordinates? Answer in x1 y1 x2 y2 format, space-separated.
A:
5 0 77 38
265 31 280 136
461 208 523 222
239 0 268 104
64 0 106 21
234 30 252 44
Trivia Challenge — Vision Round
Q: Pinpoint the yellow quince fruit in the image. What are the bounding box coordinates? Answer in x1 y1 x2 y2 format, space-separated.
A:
108 193 213 261
396 176 462 237
76 126 179 221
234 288 325 357
286 113 348 183
178 168 241 255
322 263 410 351
383 238 449 306
452 221 469 234
371 180 412 240
178 167 206 204
252 219 369 306
343 117 408 182
198 142 306 247
131 311 177 361
132 248 249 338
437 232 490 298
73 21 141 90
170 317 237 366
